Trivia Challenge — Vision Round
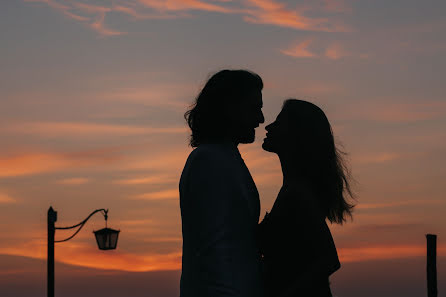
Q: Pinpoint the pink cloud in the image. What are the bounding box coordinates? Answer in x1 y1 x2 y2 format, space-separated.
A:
281 39 317 58
325 42 350 59
281 40 367 60
244 0 351 32
90 12 126 36
138 0 234 13
24 0 125 36
348 100 446 123
352 152 403 164
24 0 352 36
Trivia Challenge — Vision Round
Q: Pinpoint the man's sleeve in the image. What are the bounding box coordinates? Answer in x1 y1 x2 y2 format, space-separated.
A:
187 152 239 296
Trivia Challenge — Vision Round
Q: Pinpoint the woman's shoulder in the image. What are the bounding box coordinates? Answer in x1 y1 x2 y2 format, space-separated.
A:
280 182 325 220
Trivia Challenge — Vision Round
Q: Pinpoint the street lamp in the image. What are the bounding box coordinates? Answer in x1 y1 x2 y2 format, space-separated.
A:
47 206 120 297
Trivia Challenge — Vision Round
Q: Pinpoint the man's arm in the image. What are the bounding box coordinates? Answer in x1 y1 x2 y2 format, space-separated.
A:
186 150 240 296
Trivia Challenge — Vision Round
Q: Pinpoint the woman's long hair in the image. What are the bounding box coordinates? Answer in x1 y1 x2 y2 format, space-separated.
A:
185 69 263 147
283 99 355 224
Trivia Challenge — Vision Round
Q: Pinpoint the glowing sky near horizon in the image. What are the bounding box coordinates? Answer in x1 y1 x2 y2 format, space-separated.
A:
1 1 446 296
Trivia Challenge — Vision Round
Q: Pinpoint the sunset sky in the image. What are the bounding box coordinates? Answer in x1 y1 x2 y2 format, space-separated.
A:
1 1 445 296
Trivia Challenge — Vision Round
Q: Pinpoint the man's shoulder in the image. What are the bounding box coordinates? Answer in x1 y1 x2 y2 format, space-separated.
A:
189 143 239 164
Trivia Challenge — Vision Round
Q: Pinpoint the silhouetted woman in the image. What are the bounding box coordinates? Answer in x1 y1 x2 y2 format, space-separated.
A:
259 99 355 297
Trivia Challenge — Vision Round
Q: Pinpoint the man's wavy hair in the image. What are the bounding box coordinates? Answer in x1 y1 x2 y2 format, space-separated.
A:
185 69 263 147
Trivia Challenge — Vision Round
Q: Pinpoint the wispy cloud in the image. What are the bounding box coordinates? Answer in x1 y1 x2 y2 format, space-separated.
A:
25 0 126 36
244 0 351 32
280 39 316 58
115 175 177 185
0 193 17 204
325 42 349 59
281 40 367 60
57 177 90 185
352 152 403 164
25 0 352 36
357 199 446 210
138 0 235 13
133 189 178 200
1 122 187 137
97 84 194 108
338 244 446 263
339 100 446 123
90 11 124 36
0 239 181 272
3 239 444 273
0 147 121 178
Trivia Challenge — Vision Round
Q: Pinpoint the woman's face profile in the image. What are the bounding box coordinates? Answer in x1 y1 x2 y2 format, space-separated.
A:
262 107 294 154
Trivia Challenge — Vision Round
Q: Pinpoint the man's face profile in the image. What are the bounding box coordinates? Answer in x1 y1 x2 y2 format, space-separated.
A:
232 89 264 144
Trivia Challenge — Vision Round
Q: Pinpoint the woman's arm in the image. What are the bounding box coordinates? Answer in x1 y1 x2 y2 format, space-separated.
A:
277 191 340 297
277 254 331 297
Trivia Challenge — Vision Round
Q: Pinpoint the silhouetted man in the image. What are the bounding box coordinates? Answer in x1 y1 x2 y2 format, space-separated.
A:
180 70 264 297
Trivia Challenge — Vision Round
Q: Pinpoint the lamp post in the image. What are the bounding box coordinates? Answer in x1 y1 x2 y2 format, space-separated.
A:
47 206 120 297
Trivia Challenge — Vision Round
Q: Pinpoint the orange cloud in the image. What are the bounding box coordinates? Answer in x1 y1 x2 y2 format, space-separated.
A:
336 99 446 123
124 147 190 172
3 239 444 273
357 199 446 210
72 2 111 13
90 12 125 36
281 39 317 58
120 219 155 226
369 102 446 122
244 0 351 32
2 122 186 137
25 0 125 36
325 42 349 60
115 175 177 185
25 0 351 36
25 0 89 21
0 153 73 177
57 177 90 185
352 152 402 164
98 83 194 108
138 0 234 13
281 40 367 60
134 189 179 200
338 244 446 263
0 239 181 272
0 148 121 178
0 193 16 203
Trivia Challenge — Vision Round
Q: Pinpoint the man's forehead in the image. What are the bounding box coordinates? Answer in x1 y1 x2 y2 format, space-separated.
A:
246 90 262 104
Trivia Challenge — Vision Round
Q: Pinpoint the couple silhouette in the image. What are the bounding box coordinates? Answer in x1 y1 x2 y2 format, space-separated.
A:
179 70 354 297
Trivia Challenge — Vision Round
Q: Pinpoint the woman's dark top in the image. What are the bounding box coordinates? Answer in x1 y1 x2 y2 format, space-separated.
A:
258 184 340 297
